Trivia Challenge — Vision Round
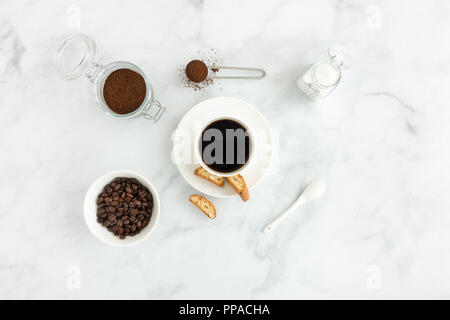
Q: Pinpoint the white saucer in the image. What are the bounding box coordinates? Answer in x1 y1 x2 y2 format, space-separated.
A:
172 97 273 198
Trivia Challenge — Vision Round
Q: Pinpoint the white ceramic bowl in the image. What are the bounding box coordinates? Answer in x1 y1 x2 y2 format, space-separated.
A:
83 170 160 246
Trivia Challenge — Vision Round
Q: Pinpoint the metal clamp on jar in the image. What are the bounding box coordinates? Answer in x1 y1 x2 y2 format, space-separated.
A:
57 34 165 122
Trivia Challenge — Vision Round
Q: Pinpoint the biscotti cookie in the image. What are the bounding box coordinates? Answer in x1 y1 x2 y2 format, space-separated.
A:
189 194 217 219
194 167 225 187
225 174 249 202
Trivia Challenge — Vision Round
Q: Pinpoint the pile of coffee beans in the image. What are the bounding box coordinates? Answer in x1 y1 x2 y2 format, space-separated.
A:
96 177 153 239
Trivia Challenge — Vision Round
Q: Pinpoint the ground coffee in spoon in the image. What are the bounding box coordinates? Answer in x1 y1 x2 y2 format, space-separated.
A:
103 68 146 115
179 49 219 91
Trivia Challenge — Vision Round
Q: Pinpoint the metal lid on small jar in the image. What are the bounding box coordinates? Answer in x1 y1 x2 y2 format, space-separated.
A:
57 34 96 80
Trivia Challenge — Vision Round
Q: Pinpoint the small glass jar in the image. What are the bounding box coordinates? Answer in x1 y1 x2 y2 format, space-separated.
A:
297 47 346 100
57 34 165 121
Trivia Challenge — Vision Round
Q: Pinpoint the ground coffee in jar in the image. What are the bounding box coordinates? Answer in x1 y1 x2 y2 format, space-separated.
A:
103 68 147 114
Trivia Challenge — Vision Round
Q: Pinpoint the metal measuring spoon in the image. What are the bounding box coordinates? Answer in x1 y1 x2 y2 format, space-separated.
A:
210 65 266 79
185 60 265 82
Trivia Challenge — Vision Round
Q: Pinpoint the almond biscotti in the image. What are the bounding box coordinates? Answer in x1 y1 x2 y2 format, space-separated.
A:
225 174 249 202
194 167 225 187
189 194 217 219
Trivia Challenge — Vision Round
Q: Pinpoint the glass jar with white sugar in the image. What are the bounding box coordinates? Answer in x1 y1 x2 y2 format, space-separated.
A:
297 47 346 100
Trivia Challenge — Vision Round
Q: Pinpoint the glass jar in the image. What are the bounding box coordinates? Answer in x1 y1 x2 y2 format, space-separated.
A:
297 47 347 100
57 34 165 121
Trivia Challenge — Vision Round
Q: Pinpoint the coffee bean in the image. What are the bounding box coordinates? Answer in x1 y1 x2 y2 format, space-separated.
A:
96 177 153 240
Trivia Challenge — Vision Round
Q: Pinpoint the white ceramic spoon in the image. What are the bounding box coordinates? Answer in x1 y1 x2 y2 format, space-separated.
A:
263 181 326 234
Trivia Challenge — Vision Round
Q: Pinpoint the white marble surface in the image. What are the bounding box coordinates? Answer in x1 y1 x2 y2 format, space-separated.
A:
1 0 450 299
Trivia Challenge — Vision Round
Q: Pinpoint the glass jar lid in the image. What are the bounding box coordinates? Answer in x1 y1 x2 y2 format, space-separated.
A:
57 34 96 80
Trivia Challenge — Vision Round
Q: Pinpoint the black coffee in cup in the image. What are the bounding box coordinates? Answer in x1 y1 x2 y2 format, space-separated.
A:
200 119 251 173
